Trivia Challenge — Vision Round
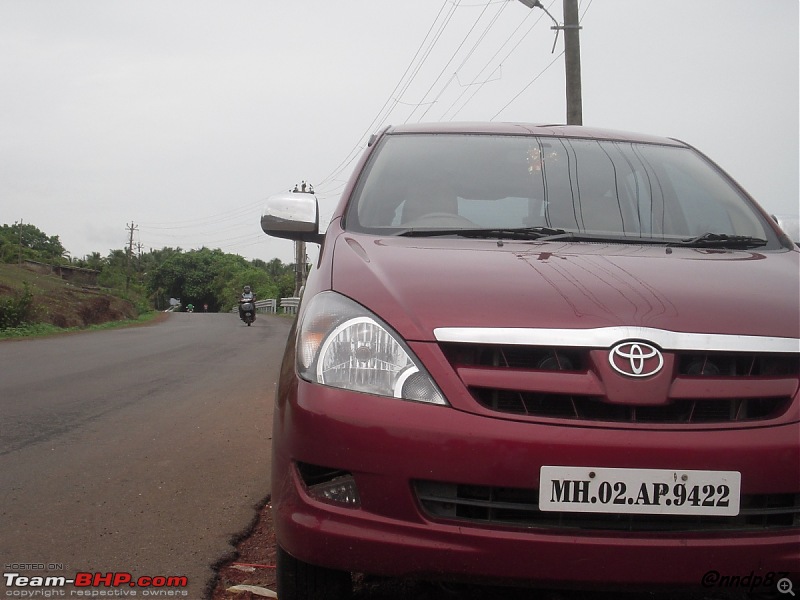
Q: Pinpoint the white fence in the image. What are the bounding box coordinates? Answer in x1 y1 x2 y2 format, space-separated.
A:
231 299 275 314
279 297 300 314
230 298 300 314
255 299 276 313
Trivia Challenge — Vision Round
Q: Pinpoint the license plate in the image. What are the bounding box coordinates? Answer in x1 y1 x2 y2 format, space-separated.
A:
539 466 741 516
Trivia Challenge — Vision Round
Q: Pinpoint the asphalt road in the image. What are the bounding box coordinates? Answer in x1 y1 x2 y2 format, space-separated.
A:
0 312 291 599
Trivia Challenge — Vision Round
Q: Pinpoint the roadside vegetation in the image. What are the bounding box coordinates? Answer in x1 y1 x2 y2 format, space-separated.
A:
0 222 297 338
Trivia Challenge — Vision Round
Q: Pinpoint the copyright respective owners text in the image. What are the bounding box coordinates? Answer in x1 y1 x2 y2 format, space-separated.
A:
702 570 796 596
3 564 189 598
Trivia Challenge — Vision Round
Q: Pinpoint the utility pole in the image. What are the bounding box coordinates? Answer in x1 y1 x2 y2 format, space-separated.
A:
562 0 583 125
127 222 138 257
16 220 23 265
518 0 583 125
135 242 145 277
126 222 138 291
290 182 312 297
294 239 306 298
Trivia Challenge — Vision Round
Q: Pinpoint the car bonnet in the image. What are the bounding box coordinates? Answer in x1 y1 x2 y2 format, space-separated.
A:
329 233 800 345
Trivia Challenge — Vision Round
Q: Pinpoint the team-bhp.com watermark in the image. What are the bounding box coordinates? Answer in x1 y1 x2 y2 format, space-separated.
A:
702 570 796 596
3 570 189 597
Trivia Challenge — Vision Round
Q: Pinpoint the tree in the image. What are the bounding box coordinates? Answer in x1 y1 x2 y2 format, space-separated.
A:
73 252 106 271
0 222 294 314
146 248 292 312
0 223 68 264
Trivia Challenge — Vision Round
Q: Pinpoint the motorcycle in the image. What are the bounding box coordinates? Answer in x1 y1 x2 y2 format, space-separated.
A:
239 299 255 326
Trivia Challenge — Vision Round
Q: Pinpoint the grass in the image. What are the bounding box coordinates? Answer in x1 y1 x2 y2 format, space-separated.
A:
0 311 163 341
0 263 154 339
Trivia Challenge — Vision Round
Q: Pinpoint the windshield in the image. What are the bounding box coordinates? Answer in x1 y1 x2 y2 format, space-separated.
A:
344 133 777 246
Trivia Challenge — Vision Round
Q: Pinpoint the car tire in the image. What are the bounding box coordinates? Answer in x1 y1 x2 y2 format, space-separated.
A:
276 545 352 600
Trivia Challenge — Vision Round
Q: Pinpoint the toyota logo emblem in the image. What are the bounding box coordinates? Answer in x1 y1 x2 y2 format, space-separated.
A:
608 341 664 378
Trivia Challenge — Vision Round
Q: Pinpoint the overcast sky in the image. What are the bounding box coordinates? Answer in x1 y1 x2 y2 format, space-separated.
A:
1 0 797 264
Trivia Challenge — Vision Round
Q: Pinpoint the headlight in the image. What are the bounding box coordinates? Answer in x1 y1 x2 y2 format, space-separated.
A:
297 292 447 405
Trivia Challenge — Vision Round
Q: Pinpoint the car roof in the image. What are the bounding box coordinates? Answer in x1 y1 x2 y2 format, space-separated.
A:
383 122 688 147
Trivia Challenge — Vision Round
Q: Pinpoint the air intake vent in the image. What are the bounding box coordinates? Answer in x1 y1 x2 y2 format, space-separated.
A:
471 390 789 423
415 481 800 532
679 353 799 377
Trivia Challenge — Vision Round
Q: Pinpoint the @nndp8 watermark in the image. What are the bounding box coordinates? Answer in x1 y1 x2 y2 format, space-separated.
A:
702 570 795 596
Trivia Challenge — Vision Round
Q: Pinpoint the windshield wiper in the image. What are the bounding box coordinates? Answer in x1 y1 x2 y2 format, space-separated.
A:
670 233 768 249
398 226 568 240
530 231 675 245
397 226 765 248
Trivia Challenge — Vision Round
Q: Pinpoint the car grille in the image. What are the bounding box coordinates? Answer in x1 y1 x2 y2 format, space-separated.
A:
414 481 800 532
471 390 788 423
439 344 798 424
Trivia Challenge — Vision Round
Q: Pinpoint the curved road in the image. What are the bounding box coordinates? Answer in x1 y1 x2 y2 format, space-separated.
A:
0 312 291 599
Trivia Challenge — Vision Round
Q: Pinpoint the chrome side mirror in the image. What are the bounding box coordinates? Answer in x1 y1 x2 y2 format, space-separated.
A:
261 192 323 243
772 214 800 247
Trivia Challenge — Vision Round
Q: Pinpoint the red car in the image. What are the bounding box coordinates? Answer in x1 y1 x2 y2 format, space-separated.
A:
261 123 800 599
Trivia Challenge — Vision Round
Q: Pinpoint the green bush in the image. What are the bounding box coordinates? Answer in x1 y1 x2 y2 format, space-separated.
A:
0 283 33 329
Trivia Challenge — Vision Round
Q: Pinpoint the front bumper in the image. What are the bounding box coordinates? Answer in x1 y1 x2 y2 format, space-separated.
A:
271 378 800 589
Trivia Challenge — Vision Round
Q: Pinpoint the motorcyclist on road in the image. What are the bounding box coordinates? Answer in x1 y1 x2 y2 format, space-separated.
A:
239 285 256 321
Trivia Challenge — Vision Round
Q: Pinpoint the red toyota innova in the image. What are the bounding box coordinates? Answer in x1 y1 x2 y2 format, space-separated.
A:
261 123 800 599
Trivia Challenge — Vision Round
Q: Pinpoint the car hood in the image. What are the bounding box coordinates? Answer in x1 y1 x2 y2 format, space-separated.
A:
330 233 800 343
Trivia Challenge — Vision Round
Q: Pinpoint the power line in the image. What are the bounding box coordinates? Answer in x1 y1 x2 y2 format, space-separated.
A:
388 0 462 124
441 0 555 120
138 197 264 229
418 0 512 122
579 0 594 21
405 0 494 123
315 1 456 191
490 49 564 120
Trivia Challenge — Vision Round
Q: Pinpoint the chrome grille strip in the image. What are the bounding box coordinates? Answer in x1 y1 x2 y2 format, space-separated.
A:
434 326 800 354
